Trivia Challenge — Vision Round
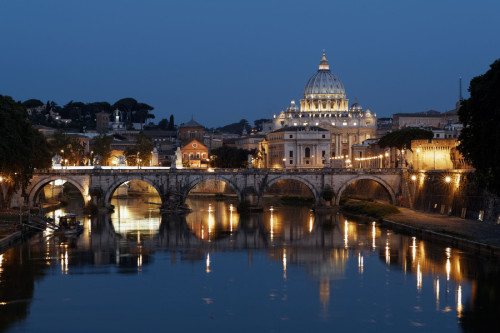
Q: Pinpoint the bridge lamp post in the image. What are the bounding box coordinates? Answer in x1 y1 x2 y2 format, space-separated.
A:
282 158 286 170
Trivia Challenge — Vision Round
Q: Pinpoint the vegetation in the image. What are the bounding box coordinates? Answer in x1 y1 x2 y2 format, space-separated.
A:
210 146 254 168
92 135 114 164
49 130 86 165
124 132 154 166
378 128 433 150
458 59 500 194
216 119 251 135
0 95 51 209
25 97 155 131
341 198 399 219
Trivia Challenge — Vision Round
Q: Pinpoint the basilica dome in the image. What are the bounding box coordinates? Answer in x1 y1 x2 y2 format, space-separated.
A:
303 52 345 98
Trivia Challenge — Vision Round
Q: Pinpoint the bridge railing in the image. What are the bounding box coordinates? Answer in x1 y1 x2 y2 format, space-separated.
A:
36 166 403 175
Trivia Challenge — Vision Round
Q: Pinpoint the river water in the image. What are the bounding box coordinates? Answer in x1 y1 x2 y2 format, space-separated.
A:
0 197 498 332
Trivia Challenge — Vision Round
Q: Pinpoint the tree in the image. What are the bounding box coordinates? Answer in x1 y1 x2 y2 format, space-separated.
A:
217 119 250 135
458 59 500 194
22 99 44 109
210 146 253 168
378 128 433 150
158 118 169 130
254 118 270 132
168 114 175 130
0 95 51 209
124 132 154 166
91 135 113 164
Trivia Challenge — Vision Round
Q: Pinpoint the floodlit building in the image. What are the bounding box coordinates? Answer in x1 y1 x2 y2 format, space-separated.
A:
259 126 330 169
271 52 377 161
181 139 209 168
411 139 473 170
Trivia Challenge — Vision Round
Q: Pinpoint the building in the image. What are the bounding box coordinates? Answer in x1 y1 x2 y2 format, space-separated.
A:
259 126 330 169
235 134 266 151
411 139 472 170
96 111 110 133
179 118 204 147
181 139 209 168
270 52 377 160
392 110 444 130
143 130 177 165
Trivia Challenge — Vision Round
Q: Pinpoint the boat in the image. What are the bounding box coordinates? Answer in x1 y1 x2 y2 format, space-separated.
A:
56 214 83 237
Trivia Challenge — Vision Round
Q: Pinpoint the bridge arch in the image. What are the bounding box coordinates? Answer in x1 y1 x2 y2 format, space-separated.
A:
182 175 243 203
28 175 89 206
335 175 396 205
260 175 321 204
103 176 163 206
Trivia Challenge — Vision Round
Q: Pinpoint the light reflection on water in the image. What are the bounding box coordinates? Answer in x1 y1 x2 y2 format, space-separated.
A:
0 197 497 332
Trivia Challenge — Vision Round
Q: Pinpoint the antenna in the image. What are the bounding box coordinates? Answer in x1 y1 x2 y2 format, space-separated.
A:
459 75 463 101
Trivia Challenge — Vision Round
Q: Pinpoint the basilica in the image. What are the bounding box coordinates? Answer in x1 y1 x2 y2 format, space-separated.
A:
266 52 377 166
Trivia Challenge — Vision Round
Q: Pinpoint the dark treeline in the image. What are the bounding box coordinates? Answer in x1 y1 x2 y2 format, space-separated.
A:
24 97 177 132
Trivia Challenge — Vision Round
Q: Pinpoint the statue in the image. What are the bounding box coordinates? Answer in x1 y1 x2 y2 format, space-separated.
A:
175 147 183 168
52 154 62 167
117 155 127 167
248 154 253 169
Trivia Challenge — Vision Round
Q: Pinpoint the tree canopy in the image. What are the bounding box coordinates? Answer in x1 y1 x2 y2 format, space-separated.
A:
124 132 154 166
378 128 433 150
210 146 254 168
458 59 500 194
216 119 251 135
0 95 51 209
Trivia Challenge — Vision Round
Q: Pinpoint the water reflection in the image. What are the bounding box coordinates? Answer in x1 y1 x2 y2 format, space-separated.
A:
110 196 161 241
0 197 498 332
185 198 239 242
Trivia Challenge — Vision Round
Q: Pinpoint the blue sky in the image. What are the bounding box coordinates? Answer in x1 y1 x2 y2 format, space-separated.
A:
1 0 499 127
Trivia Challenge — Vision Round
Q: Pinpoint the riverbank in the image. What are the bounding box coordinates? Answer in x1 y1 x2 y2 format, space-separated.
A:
383 207 500 256
342 203 500 257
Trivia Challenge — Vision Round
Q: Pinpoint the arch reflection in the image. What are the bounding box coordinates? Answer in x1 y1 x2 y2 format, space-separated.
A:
185 198 240 242
110 196 161 241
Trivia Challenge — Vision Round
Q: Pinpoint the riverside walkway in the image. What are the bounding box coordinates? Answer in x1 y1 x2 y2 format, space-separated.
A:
382 206 500 255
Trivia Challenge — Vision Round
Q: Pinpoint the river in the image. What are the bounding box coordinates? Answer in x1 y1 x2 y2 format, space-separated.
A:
0 196 498 332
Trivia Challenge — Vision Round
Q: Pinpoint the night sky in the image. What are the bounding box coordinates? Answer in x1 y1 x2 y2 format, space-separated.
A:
1 0 499 128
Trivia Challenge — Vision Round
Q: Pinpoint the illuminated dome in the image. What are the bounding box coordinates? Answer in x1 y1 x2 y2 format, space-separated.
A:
286 99 299 113
303 52 345 98
349 98 363 112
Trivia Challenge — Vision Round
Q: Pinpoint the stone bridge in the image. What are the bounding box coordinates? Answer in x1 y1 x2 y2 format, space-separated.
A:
15 166 408 210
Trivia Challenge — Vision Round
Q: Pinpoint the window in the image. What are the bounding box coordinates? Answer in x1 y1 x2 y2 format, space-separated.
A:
306 160 310 164
190 132 195 139
189 153 194 159
289 135 293 138
322 134 325 138
305 147 310 158
322 151 325 157
289 160 293 165
196 153 200 158
183 154 187 159
289 150 293 158
202 153 206 158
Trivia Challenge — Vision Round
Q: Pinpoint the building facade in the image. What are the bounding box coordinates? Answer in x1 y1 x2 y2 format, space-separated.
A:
259 126 330 169
181 139 209 168
271 52 377 161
